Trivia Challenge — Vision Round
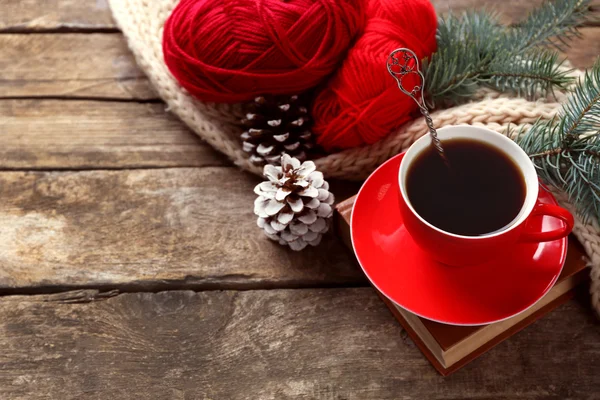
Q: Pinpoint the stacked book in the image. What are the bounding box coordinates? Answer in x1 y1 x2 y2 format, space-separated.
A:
336 196 589 375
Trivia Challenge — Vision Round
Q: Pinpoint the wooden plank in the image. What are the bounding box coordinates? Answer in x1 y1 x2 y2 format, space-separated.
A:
0 167 363 291
433 0 600 25
0 34 155 100
0 99 228 169
0 0 597 32
0 28 596 102
0 289 596 399
562 27 600 69
433 2 600 69
0 0 116 32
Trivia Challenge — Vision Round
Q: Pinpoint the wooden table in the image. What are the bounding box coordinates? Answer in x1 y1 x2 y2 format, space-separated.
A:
1 1 599 398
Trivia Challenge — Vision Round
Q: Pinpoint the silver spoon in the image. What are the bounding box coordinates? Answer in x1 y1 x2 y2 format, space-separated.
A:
386 48 449 166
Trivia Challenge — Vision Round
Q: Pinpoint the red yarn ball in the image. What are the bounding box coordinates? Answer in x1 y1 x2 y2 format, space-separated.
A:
312 0 437 150
162 0 364 103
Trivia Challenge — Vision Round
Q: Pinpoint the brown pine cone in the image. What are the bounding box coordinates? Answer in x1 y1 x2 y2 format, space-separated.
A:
241 95 315 166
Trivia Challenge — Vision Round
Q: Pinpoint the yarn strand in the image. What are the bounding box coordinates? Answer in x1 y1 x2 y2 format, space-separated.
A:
163 0 364 103
312 0 438 150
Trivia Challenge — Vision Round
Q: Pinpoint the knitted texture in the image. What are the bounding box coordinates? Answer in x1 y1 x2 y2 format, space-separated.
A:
108 0 600 315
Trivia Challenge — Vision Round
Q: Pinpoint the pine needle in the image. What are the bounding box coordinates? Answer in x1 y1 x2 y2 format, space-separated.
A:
423 0 593 106
516 59 600 224
509 0 593 51
486 49 574 98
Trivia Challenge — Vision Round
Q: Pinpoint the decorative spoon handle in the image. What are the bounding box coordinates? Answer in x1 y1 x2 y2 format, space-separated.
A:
386 48 448 164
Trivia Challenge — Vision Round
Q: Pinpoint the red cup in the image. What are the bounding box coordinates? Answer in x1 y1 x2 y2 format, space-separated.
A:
398 125 574 266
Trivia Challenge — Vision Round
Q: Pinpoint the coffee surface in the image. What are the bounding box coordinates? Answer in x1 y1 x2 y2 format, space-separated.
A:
406 138 526 236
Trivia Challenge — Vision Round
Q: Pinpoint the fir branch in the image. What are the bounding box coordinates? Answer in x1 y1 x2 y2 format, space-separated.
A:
560 59 600 139
422 44 483 106
516 59 600 224
509 0 592 51
485 49 574 98
529 147 564 159
435 9 504 51
424 11 501 106
586 148 600 159
423 0 593 106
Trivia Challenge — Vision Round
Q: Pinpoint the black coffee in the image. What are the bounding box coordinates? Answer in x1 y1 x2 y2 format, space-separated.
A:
406 138 526 236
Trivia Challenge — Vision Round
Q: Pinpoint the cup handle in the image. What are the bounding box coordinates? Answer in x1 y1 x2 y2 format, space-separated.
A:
518 204 574 243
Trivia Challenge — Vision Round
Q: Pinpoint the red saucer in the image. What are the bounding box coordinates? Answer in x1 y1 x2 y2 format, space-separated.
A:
351 153 567 326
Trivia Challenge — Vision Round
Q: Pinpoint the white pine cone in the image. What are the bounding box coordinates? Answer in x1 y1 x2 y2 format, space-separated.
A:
254 154 334 251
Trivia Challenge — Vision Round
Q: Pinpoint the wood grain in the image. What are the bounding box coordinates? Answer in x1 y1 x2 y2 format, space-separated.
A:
433 0 600 25
0 167 363 291
562 27 600 69
0 34 155 100
0 99 228 169
0 0 597 31
0 288 597 399
0 11 596 102
0 0 116 32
